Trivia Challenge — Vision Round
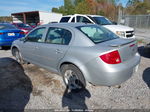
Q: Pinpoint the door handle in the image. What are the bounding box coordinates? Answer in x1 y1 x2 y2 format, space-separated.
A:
55 49 63 54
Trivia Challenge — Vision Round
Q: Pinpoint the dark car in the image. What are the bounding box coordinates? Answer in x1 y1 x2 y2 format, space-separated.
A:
0 23 25 49
12 23 32 34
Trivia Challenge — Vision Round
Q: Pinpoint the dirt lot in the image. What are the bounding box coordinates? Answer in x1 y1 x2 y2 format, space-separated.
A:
0 45 150 111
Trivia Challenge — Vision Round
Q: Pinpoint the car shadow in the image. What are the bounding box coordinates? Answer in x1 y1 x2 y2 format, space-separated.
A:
0 58 33 112
62 86 91 111
138 46 150 58
143 67 150 89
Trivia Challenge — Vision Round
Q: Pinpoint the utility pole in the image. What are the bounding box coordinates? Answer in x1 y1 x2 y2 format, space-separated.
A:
118 4 122 24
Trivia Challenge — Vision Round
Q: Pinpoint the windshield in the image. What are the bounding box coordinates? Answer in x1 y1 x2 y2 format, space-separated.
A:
0 24 17 30
77 25 119 44
92 17 113 25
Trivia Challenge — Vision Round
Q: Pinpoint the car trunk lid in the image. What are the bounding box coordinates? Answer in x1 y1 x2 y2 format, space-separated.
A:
117 39 137 63
108 39 135 47
97 38 137 63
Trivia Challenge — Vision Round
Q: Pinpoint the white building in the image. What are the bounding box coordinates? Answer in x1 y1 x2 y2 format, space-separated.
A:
11 11 62 25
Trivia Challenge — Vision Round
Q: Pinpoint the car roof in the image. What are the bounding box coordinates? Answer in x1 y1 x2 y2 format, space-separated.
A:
62 14 104 17
41 23 94 28
87 15 104 17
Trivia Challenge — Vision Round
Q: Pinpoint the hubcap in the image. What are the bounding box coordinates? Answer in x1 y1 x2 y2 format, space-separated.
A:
15 50 21 63
64 70 81 90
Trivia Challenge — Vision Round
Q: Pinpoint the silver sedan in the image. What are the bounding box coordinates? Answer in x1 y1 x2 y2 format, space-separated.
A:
11 23 141 91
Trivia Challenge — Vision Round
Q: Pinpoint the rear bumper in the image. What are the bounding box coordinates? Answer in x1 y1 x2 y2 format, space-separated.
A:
0 41 13 46
84 53 141 86
0 37 22 46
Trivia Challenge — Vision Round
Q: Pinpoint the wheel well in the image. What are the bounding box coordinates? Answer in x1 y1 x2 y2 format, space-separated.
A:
60 62 86 88
60 62 73 70
60 62 83 74
12 46 18 56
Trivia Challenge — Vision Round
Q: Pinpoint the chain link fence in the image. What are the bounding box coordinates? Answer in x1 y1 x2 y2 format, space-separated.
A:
119 15 150 42
122 15 150 29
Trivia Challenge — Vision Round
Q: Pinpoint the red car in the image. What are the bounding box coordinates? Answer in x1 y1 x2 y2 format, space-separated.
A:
29 23 37 28
12 23 32 34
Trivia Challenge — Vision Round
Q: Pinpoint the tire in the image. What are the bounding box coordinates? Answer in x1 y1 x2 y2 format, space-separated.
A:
0 46 5 50
144 46 150 54
13 48 24 64
61 64 86 91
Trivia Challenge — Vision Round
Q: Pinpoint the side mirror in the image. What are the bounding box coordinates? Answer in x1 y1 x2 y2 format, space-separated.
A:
20 37 28 42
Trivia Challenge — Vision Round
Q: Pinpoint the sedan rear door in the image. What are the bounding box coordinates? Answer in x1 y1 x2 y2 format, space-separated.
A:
38 27 72 72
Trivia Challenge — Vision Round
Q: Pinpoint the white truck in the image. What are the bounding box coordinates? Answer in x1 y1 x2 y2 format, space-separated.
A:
59 14 135 39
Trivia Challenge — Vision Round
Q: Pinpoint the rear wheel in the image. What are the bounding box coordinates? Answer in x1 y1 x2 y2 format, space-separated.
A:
61 64 86 91
13 48 24 64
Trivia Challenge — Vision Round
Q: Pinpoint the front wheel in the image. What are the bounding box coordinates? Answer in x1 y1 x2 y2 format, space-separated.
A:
61 64 86 91
13 48 24 64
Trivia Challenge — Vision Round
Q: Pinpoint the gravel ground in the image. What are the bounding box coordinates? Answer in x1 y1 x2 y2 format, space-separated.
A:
0 45 150 111
135 28 150 43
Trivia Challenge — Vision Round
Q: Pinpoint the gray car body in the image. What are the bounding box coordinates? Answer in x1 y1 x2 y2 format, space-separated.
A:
11 23 141 86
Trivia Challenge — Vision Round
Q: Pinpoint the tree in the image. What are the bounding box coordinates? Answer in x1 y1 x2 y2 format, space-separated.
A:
52 0 75 15
64 0 75 15
0 16 12 22
95 0 118 20
52 8 59 13
74 0 83 5
126 0 150 14
75 0 91 14
51 0 120 20
75 0 97 14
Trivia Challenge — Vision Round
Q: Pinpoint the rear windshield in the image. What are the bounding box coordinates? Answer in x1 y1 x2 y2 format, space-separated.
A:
76 25 119 44
0 24 17 30
17 23 31 28
60 17 70 22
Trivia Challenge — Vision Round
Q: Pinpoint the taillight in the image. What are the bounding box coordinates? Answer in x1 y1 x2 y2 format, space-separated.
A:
100 50 121 64
20 31 25 35
0 33 3 35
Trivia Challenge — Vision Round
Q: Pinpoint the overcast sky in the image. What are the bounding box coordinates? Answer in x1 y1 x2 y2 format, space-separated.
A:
0 0 128 16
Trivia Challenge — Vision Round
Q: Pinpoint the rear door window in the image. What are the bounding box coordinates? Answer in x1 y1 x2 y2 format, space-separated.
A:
77 16 92 23
45 27 72 45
